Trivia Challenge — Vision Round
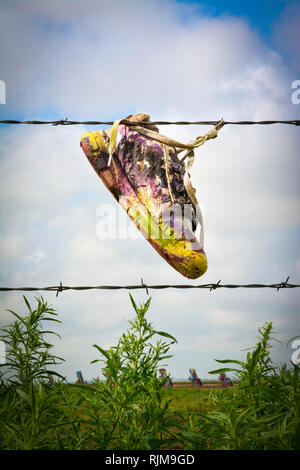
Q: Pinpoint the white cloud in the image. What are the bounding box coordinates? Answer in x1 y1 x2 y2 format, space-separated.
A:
25 247 46 265
0 233 26 258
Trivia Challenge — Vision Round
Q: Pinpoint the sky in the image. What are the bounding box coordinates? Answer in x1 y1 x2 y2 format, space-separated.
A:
0 0 299 382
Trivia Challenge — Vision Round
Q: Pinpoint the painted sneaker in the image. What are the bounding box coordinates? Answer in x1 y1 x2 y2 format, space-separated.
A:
80 114 212 279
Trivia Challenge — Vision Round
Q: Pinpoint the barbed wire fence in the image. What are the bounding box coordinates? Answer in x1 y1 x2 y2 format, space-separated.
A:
0 118 299 296
0 277 299 297
0 118 300 126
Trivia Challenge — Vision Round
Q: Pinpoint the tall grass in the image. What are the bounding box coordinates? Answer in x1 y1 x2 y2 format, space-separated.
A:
0 296 66 449
0 296 299 450
174 322 300 450
62 294 178 450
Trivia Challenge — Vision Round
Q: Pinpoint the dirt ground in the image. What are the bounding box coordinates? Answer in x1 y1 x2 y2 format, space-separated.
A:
171 383 224 389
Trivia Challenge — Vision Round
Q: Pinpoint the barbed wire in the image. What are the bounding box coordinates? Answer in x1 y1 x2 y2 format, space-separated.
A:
0 277 298 297
0 121 299 296
0 119 300 126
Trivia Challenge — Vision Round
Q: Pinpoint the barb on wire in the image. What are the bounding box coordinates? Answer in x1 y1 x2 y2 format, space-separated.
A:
0 277 299 294
56 281 63 297
52 118 69 126
210 280 221 291
276 276 290 291
0 119 300 126
141 278 149 296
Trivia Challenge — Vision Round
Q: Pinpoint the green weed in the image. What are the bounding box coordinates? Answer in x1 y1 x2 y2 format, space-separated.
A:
0 298 298 450
0 296 66 449
75 294 178 449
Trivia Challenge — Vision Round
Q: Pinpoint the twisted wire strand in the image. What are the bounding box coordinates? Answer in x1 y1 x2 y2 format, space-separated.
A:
0 277 298 297
0 119 299 126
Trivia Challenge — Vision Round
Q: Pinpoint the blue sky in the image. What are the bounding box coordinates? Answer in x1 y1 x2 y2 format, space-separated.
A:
0 0 299 381
177 0 290 31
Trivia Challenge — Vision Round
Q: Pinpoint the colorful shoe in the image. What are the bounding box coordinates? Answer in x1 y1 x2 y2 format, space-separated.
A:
80 114 221 279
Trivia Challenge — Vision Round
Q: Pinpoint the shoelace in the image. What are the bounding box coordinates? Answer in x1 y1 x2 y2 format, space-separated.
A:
109 119 225 249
